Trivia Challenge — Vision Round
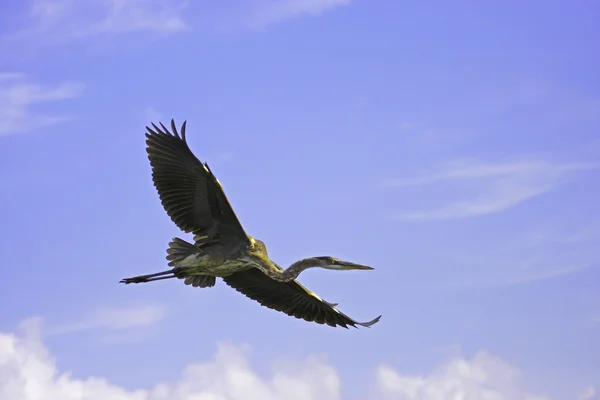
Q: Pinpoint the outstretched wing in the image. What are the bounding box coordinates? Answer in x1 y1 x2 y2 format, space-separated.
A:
223 269 381 328
145 120 250 245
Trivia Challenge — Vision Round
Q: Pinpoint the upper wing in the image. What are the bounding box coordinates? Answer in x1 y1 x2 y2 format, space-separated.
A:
145 120 250 245
223 269 381 328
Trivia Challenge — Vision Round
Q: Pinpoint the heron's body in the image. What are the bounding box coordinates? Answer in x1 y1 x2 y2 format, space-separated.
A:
120 120 381 328
168 239 275 282
172 253 248 277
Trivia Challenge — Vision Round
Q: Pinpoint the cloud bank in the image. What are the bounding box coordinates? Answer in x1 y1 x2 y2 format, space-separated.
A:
0 318 571 400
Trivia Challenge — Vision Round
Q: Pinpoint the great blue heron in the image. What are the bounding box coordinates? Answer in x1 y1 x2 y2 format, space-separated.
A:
120 120 381 328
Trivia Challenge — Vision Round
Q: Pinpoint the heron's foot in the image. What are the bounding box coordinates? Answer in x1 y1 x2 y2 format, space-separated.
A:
120 276 145 284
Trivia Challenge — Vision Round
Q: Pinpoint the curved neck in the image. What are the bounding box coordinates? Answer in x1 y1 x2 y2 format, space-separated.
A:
260 258 323 282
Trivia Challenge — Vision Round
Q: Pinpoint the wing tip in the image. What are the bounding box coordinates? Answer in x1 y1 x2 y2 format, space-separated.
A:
181 120 187 141
144 119 188 142
356 315 382 328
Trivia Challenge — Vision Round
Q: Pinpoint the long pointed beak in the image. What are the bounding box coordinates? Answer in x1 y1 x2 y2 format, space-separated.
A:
339 262 374 270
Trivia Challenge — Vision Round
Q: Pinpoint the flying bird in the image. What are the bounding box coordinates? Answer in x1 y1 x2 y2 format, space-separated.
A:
120 120 381 328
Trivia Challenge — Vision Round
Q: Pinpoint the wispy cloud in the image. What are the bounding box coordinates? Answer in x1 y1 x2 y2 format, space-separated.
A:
524 222 600 247
5 0 349 46
396 120 467 150
385 158 600 221
256 0 350 27
48 305 165 335
235 0 350 30
144 106 164 124
451 259 596 289
4 0 190 45
578 387 597 400
445 224 599 288
0 73 84 136
493 263 594 286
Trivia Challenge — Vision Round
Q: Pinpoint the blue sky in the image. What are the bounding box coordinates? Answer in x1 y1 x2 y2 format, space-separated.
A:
0 0 599 399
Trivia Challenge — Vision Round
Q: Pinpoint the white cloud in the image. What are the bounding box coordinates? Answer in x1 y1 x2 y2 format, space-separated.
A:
0 73 84 136
376 351 549 400
0 318 580 400
385 158 600 221
0 319 339 400
6 0 189 44
47 305 165 335
246 0 350 29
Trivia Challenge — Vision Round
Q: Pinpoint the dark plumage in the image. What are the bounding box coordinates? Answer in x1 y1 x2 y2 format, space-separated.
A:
120 120 381 329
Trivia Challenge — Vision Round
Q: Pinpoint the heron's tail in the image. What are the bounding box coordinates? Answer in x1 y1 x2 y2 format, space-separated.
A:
166 237 203 267
166 238 216 288
183 275 216 288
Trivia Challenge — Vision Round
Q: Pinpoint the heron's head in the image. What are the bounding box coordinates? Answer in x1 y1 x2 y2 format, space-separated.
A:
312 256 374 271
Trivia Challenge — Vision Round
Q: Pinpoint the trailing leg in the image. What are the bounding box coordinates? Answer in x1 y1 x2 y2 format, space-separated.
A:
120 269 176 284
